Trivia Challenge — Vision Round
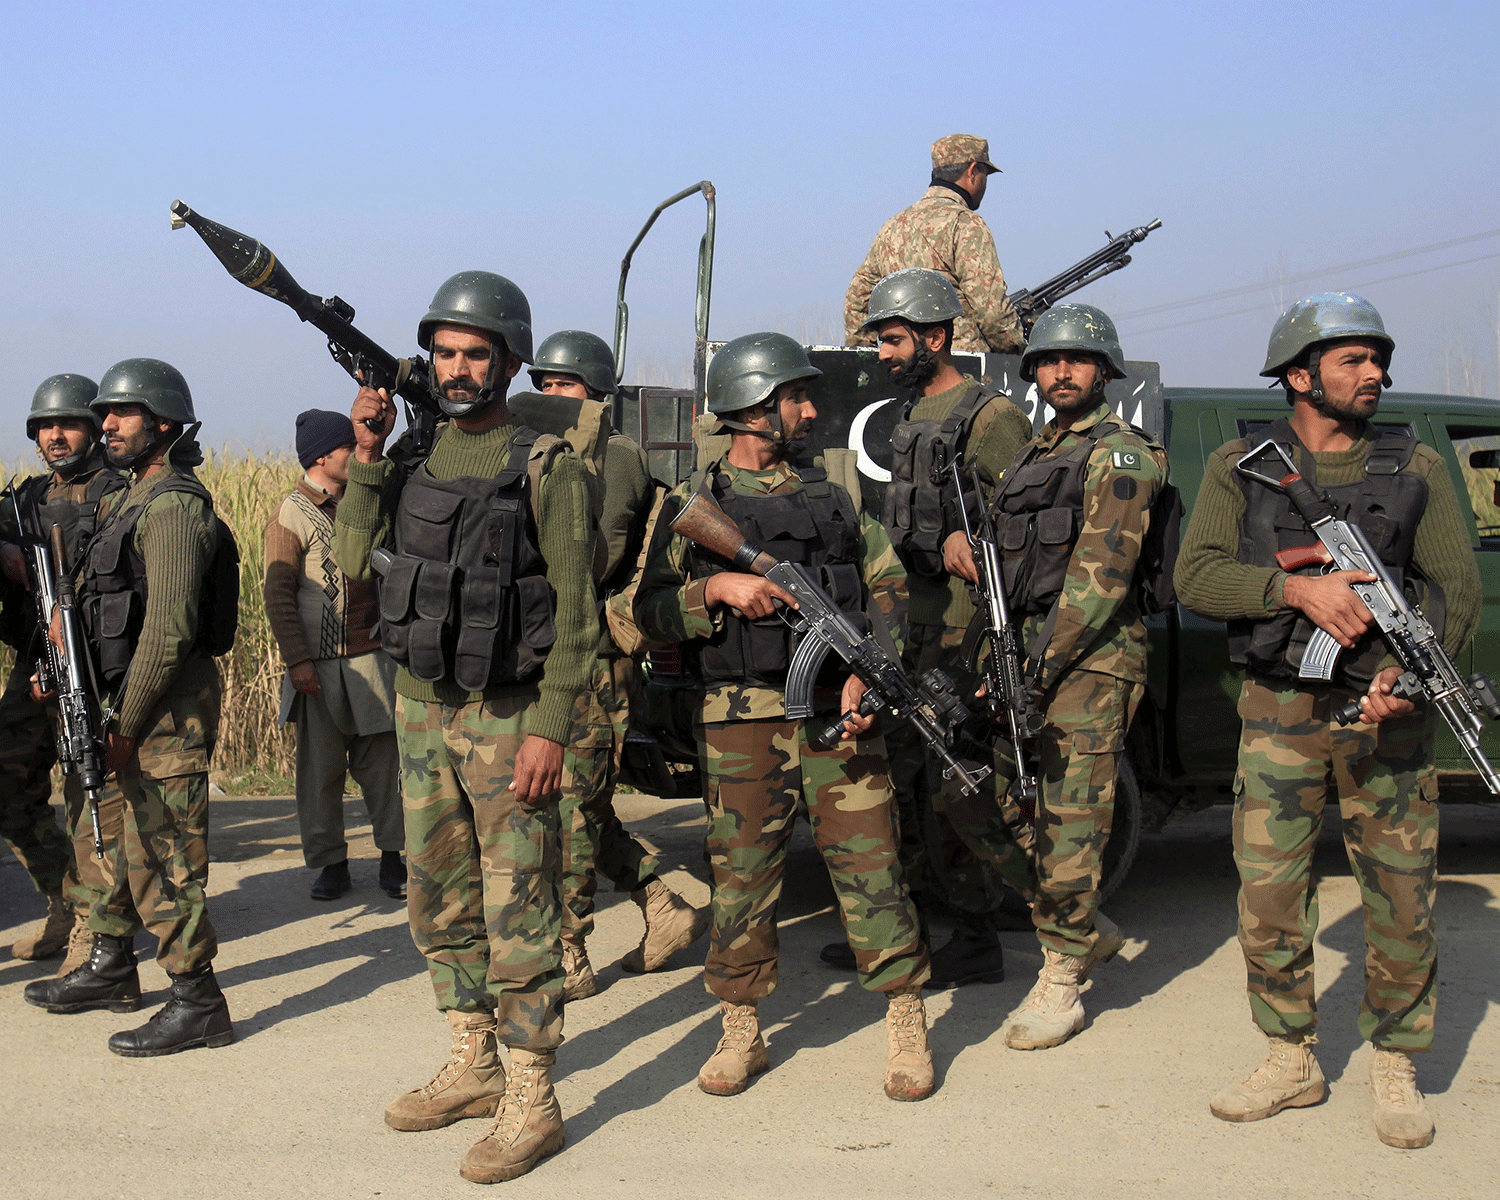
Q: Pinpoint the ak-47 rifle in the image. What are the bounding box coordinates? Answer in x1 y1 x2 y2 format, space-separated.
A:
9 485 108 856
169 200 439 463
668 490 991 796
951 461 1044 805
1008 219 1162 334
1237 439 1500 795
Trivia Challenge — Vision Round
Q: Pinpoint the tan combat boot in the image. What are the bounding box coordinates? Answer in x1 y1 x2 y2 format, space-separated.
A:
12 890 72 960
1209 1034 1326 1122
1002 947 1087 1050
698 1001 769 1096
561 935 598 1003
1079 912 1125 982
1370 1048 1435 1148
619 877 710 973
459 1048 565 1183
55 914 94 977
385 1010 507 1131
884 989 934 1101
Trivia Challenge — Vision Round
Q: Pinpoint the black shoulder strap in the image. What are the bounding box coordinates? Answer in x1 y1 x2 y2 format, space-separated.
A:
936 383 1001 447
1364 429 1417 476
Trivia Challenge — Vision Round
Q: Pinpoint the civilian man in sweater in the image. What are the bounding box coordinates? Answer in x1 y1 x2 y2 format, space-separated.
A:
334 273 595 1184
527 331 707 1000
264 408 404 902
23 359 234 1058
1175 293 1482 1149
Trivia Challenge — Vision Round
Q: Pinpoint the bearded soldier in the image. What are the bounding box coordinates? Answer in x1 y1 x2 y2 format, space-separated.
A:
845 134 1024 354
23 359 234 1058
828 268 1031 986
943 305 1165 1049
526 330 706 1001
334 273 595 1184
1176 293 1481 1149
635 332 934 1102
0 376 126 969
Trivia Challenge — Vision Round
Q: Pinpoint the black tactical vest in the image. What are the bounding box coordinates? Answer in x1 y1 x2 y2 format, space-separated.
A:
80 470 218 691
687 462 864 689
992 414 1130 618
378 429 556 693
1229 417 1433 687
883 383 1001 579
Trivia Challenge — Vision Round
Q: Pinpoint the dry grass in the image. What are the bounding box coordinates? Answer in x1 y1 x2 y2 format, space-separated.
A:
196 449 304 783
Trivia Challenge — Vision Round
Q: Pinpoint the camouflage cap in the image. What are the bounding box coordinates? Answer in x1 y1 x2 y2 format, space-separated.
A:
931 134 1000 173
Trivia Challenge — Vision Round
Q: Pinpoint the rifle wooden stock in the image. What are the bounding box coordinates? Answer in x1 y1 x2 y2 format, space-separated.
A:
669 492 778 575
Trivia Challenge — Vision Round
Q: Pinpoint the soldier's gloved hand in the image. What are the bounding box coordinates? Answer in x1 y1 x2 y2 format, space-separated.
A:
288 661 322 695
941 531 979 584
1282 569 1376 648
351 385 395 463
703 573 797 620
512 735 563 805
28 672 54 704
104 731 136 777
1356 666 1417 725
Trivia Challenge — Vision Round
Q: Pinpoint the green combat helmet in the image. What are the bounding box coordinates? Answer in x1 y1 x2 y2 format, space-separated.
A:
861 268 964 330
91 358 196 423
1260 291 1394 386
528 330 619 397
417 270 533 417
1020 303 1128 382
706 332 822 415
27 374 100 439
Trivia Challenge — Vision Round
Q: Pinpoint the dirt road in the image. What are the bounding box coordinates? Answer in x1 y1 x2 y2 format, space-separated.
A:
2 793 1496 1199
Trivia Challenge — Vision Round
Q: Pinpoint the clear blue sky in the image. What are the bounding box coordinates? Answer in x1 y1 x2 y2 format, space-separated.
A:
2 0 1497 461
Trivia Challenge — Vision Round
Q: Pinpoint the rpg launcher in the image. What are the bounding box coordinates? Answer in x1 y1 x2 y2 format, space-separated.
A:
1009 218 1162 334
1237 438 1500 795
169 200 439 461
668 490 991 796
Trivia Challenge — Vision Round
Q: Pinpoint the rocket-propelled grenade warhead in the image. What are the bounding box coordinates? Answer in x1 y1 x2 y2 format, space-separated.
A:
169 200 314 318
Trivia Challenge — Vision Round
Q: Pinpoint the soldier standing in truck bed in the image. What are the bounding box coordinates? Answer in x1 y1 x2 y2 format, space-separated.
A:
526 329 707 1002
845 134 1024 355
1174 292 1482 1150
635 331 934 1103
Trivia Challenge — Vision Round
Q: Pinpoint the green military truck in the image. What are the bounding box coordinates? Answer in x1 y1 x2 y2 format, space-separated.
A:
613 346 1500 895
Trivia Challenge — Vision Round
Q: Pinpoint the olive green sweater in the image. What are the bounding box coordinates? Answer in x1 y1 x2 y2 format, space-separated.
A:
335 418 597 746
1175 427 1482 663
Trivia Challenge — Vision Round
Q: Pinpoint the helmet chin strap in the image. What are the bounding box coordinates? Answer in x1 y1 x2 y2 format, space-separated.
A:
719 397 786 446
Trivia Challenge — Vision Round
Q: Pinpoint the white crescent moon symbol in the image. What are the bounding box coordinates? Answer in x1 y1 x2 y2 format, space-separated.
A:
849 398 893 482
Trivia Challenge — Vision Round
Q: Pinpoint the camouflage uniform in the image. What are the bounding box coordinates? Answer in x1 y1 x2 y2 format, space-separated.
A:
943 402 1168 957
845 188 1023 354
557 433 659 939
1176 430 1482 1050
885 377 1031 919
635 457 930 999
333 415 597 1050
0 448 129 918
74 462 224 974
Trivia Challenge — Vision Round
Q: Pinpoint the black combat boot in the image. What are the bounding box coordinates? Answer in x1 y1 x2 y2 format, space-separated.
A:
23 934 142 1014
821 904 931 972
378 850 407 900
108 963 234 1057
926 913 1005 988
310 860 351 900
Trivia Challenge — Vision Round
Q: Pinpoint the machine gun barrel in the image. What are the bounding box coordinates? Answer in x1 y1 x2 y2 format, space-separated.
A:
668 491 991 795
1008 218 1162 330
169 200 436 447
